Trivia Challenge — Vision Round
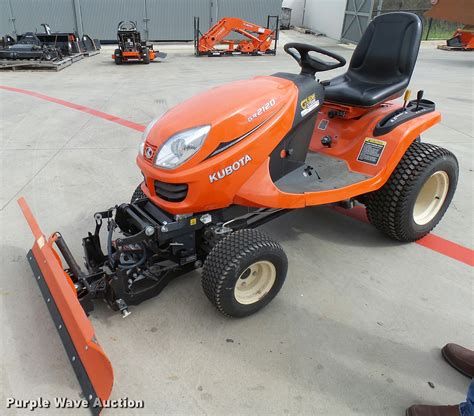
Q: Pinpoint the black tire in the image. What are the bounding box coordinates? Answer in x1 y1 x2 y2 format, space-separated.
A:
201 229 288 317
131 184 147 203
142 47 150 64
365 141 458 242
114 49 122 65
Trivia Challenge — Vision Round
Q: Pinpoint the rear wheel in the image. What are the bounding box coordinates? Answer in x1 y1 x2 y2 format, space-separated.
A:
142 47 150 64
114 49 122 65
365 141 458 241
131 183 147 203
201 229 288 317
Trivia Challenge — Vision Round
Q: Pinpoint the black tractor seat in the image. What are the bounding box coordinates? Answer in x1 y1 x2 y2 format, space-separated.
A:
323 12 422 108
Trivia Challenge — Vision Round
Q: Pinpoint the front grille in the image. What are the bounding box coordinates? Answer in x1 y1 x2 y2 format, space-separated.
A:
154 180 188 202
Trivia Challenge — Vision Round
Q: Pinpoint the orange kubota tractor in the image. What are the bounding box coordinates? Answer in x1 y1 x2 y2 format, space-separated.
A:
194 15 279 56
20 12 458 413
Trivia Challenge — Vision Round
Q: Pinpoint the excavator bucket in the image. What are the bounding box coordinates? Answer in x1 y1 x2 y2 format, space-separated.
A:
18 198 113 415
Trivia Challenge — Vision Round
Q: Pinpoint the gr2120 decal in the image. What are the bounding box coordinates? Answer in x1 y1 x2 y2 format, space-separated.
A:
247 99 276 123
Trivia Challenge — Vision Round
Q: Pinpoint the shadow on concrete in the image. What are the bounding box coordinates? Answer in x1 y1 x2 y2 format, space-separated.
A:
262 205 403 249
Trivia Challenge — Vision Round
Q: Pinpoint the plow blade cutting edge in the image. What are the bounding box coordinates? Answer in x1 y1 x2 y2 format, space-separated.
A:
18 197 113 415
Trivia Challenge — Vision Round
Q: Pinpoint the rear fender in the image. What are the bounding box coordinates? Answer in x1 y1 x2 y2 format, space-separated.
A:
375 110 442 188
237 108 442 207
18 197 113 415
310 105 442 190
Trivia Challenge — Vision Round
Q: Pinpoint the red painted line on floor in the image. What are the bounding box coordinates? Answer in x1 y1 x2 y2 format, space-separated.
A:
3 85 472 266
416 234 474 267
0 85 145 132
334 206 474 267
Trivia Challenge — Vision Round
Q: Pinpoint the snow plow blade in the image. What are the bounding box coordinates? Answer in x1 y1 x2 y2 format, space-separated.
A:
18 197 113 415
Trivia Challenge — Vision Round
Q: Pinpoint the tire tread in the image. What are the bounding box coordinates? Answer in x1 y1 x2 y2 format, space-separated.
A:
201 229 286 316
365 141 457 241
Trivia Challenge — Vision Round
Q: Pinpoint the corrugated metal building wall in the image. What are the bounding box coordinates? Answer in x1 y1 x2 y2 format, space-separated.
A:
0 1 14 34
0 0 282 41
80 0 147 40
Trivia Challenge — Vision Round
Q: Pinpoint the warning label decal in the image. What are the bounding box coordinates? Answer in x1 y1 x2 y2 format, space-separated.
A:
357 138 386 165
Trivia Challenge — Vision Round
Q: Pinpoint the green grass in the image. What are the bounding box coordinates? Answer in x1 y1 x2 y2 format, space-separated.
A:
422 19 461 40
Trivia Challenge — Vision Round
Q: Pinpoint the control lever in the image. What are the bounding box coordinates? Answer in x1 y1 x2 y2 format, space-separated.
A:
415 90 424 111
403 89 411 111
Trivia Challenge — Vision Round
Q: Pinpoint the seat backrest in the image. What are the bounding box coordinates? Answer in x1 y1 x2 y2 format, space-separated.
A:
349 12 422 85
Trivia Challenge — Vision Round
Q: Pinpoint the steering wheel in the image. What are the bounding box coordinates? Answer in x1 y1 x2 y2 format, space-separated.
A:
284 43 346 76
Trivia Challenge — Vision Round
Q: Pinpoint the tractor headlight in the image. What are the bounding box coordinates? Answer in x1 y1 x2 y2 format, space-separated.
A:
154 125 210 169
139 118 159 156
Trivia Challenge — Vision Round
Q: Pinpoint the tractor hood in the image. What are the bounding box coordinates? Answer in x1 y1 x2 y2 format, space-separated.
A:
142 75 296 165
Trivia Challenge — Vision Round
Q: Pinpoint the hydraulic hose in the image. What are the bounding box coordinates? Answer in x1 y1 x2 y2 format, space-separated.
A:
107 220 116 268
107 219 147 270
118 245 146 270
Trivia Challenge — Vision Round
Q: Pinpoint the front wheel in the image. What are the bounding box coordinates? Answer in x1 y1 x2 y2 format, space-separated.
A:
365 141 458 242
114 49 122 65
142 47 150 64
201 229 288 317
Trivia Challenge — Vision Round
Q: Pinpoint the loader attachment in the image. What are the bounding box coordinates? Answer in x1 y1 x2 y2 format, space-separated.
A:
18 198 113 415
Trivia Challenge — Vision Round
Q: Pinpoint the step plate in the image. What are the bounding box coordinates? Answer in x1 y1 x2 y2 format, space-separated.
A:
275 152 371 194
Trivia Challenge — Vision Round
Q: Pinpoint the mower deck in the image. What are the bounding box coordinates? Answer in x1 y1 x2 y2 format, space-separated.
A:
275 152 371 194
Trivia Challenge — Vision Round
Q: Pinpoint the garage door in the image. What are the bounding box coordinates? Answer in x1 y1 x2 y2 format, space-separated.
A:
341 0 374 43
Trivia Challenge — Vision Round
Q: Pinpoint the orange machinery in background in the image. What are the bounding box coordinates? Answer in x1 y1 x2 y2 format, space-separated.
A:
194 15 279 56
425 0 474 50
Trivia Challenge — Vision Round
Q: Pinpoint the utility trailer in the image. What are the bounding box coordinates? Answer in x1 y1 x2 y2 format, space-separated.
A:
438 26 474 51
425 0 474 51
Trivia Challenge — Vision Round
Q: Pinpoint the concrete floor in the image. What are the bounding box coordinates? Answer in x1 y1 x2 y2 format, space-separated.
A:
0 31 472 415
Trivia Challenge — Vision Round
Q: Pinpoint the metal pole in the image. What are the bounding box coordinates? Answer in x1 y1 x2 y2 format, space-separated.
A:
376 0 384 16
302 0 307 26
7 0 17 35
209 0 213 25
210 0 219 25
143 0 149 41
72 0 83 36
426 18 433 40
